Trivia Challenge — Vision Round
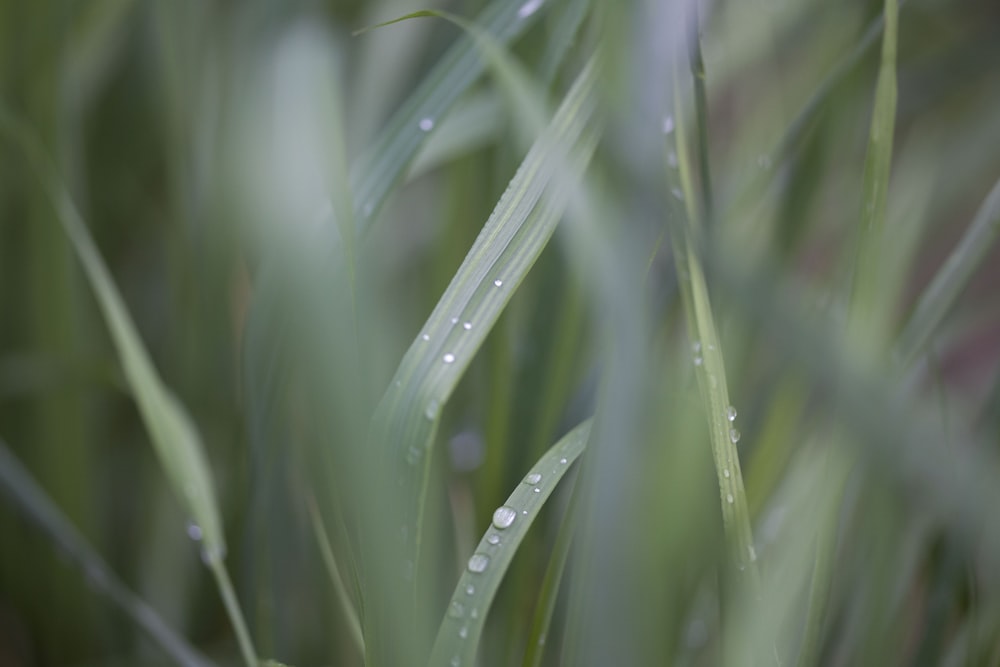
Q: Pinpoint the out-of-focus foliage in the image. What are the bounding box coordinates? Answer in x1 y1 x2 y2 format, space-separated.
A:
1 0 1000 665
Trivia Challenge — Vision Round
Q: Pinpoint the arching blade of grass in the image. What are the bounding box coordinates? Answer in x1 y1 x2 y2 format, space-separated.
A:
350 0 549 231
0 438 215 667
896 176 1000 366
0 106 258 667
427 421 591 667
521 466 582 667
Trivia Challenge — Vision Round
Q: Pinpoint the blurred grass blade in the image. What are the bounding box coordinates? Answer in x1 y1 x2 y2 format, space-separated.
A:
305 492 365 656
896 176 1000 366
667 71 759 583
850 0 899 334
408 89 504 180
0 105 258 667
350 0 548 230
0 438 215 667
427 421 591 667
800 2 899 661
522 467 581 667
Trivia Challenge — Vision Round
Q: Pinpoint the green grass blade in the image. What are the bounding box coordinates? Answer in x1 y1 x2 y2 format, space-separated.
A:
0 106 258 667
667 72 759 583
350 0 548 231
896 176 1000 366
521 466 581 667
0 438 215 667
427 421 591 667
305 492 365 657
800 2 898 661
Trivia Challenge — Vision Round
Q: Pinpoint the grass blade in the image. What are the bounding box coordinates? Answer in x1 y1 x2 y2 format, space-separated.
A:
0 105 258 667
427 421 591 667
0 438 215 667
350 0 548 231
667 70 759 583
896 176 1000 366
521 467 581 667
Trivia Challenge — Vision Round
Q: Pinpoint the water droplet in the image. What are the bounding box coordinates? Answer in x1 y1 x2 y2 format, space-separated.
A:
525 472 542 485
450 317 459 324
727 406 737 421
425 399 440 420
521 510 528 515
451 657 460 667
729 428 741 444
559 457 568 464
533 488 540 493
672 187 684 201
493 279 503 287
738 563 746 572
692 341 701 353
492 506 517 530
419 117 434 132
459 626 468 639
723 468 731 478
517 0 543 19
470 607 479 619
465 584 475 596
186 522 203 541
662 115 675 134
448 601 465 618
363 201 374 217
421 333 430 341
668 151 678 168
749 545 758 562
468 553 490 573
726 494 734 504
463 322 472 330
443 353 456 364
707 343 716 351
694 356 703 366
486 534 501 546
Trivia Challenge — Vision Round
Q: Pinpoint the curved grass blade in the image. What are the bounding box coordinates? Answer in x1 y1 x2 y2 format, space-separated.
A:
896 176 1000 366
427 421 591 667
350 0 549 231
0 438 215 667
305 492 365 657
0 105 258 667
521 466 582 667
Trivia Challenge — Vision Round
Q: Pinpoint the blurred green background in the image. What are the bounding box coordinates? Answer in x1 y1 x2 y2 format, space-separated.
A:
1 0 999 665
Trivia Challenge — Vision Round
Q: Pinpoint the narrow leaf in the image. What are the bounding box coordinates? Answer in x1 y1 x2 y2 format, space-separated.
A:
427 421 591 667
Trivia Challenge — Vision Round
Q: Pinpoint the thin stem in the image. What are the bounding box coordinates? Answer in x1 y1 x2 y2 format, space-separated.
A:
210 560 259 667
